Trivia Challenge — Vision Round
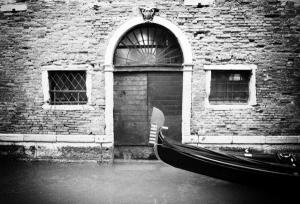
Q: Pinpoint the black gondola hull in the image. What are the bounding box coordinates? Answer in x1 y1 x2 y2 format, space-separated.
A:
150 107 300 186
155 136 300 185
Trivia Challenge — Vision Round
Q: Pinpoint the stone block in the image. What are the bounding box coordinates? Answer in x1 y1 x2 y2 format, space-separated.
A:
56 135 95 143
285 136 299 144
0 3 27 12
23 134 56 142
0 134 23 142
35 144 61 158
60 145 102 160
184 0 214 6
182 135 199 144
199 136 233 144
265 136 289 144
232 136 265 144
95 135 112 143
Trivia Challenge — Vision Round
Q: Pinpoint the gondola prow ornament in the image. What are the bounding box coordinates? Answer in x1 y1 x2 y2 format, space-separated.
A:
149 107 165 145
139 7 159 22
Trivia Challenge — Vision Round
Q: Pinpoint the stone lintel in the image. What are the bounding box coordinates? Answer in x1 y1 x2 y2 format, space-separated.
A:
184 0 214 6
0 3 27 12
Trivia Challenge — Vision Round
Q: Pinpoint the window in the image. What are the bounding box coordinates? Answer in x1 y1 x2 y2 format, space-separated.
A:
209 70 251 104
204 64 257 109
48 71 87 105
114 24 183 66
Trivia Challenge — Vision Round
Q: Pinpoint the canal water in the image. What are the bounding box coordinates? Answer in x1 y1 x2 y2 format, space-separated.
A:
0 160 295 204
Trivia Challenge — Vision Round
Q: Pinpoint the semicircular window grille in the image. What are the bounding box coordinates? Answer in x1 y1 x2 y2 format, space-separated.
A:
114 24 183 66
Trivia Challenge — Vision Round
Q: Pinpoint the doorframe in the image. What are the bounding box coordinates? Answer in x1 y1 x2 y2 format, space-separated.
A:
104 16 193 144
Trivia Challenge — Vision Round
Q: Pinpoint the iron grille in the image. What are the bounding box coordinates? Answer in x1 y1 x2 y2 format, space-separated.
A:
209 70 251 104
114 24 183 66
48 71 87 105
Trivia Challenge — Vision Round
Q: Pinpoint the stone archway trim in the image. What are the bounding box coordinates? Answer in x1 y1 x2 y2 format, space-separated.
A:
104 16 193 145
104 16 193 65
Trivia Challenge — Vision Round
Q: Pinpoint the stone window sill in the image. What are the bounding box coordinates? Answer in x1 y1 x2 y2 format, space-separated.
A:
205 104 255 110
42 104 95 111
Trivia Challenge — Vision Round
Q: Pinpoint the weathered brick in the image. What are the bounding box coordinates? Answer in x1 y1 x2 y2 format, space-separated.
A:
0 0 299 144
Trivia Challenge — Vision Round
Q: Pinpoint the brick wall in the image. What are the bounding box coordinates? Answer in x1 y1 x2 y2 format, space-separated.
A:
0 0 299 137
189 0 300 136
0 0 108 135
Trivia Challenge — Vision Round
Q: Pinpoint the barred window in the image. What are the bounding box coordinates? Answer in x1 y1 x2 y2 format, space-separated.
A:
209 70 251 104
48 71 87 105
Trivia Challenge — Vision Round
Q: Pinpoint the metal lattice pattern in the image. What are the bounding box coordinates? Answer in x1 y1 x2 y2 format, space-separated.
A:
209 70 251 104
48 71 87 105
114 24 183 66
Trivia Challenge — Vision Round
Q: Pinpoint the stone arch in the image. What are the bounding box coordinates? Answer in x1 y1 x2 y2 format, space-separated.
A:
104 16 193 144
105 16 192 65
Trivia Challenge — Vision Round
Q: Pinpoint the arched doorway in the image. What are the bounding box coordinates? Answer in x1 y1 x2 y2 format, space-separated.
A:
104 16 193 159
113 24 183 151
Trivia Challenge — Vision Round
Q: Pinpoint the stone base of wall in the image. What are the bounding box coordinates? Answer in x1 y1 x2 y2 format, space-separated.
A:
2 142 299 163
114 146 156 160
1 134 300 162
184 135 300 155
0 142 114 164
194 144 300 155
0 134 114 164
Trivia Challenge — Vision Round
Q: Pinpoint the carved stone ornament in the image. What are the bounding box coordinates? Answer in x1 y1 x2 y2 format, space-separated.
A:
139 7 159 22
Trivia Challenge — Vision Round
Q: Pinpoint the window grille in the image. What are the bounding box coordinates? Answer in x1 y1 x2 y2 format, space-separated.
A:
48 71 87 105
209 70 251 104
114 24 183 66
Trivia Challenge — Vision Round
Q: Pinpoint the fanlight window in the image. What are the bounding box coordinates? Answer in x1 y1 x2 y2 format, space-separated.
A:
114 24 183 66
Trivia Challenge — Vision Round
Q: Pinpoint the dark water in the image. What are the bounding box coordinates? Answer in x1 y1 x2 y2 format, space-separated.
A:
0 160 296 204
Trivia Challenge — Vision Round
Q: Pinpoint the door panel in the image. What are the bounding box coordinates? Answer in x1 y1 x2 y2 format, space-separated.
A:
114 71 182 145
114 73 148 145
148 72 182 142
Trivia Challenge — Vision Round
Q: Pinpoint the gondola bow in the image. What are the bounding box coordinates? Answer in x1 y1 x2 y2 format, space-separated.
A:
149 107 300 185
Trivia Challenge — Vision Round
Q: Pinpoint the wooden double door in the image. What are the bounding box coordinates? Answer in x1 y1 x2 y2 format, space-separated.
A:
114 72 183 146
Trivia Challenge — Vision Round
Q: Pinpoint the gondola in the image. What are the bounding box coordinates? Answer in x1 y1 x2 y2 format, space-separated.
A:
149 107 300 185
